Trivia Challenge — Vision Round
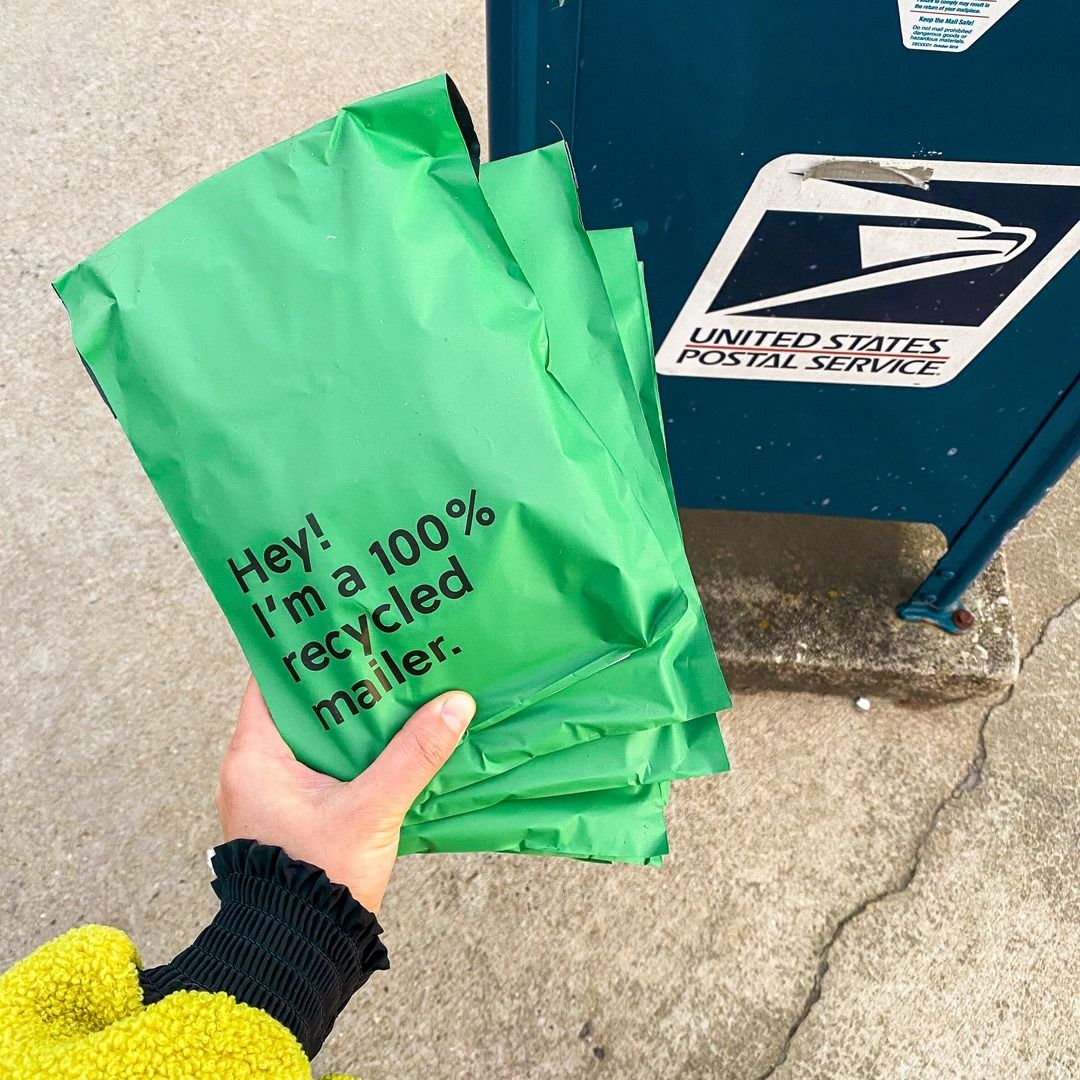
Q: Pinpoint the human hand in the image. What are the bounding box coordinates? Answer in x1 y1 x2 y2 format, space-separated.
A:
216 677 475 912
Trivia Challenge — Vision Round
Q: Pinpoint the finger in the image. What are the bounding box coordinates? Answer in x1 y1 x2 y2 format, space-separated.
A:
228 675 296 761
355 691 476 817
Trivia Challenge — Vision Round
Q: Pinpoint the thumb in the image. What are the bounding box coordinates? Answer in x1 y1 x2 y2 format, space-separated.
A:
356 691 476 818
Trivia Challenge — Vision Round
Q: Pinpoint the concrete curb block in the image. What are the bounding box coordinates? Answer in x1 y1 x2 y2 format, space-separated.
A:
683 510 1019 704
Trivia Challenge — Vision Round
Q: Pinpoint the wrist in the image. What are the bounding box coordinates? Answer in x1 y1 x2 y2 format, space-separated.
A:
140 839 389 1057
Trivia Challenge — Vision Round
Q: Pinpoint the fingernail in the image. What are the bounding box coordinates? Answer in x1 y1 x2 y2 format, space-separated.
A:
440 692 475 735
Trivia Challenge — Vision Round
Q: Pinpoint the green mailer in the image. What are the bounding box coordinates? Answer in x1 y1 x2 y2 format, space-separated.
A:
54 77 686 783
53 77 721 862
399 223 723 860
400 782 672 865
401 221 699 860
402 145 729 813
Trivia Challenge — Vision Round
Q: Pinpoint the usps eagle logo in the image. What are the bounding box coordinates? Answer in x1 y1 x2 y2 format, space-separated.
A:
658 155 1080 387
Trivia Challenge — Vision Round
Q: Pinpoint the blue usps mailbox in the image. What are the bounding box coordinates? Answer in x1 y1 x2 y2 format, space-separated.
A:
487 0 1080 632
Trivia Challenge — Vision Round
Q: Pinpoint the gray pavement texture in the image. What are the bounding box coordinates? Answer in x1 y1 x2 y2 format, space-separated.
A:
1 3 1077 1079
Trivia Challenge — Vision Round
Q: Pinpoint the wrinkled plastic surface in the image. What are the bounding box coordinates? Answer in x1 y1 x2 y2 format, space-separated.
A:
401 205 726 845
55 76 729 863
397 219 708 859
54 77 689 788
399 782 671 864
399 222 724 860
405 145 729 811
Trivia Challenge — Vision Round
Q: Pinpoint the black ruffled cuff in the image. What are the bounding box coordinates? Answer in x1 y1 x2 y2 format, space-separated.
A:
139 839 389 1057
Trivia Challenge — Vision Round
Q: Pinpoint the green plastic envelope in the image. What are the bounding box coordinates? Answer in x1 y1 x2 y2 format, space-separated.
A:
406 713 719 827
399 782 671 865
401 219 699 860
398 224 725 860
401 145 729 812
55 76 730 861
53 77 702 835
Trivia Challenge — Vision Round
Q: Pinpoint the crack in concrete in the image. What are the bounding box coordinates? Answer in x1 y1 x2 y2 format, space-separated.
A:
753 592 1080 1080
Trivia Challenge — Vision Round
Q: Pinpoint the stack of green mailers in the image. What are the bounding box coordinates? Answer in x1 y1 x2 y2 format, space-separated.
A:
54 76 730 865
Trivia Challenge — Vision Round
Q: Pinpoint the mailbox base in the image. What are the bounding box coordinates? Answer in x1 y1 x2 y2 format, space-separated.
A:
897 598 977 635
684 510 1019 704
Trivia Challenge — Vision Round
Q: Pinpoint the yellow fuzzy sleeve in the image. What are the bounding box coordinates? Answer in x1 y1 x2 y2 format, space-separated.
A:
0 925 357 1079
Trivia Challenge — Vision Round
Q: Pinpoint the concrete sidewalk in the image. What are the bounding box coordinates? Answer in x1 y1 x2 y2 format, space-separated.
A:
1 3 1077 1077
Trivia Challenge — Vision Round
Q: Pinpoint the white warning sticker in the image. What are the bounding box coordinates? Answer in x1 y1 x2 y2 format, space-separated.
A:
898 0 1022 53
656 155 1080 389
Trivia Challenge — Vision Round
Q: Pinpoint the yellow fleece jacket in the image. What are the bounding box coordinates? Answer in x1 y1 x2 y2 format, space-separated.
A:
0 925 356 1079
